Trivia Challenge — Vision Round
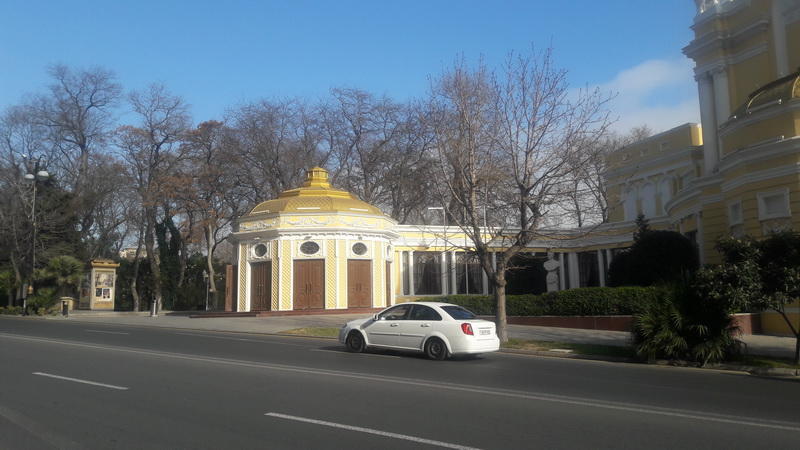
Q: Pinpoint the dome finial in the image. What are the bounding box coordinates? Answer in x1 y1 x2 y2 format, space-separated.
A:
303 166 331 188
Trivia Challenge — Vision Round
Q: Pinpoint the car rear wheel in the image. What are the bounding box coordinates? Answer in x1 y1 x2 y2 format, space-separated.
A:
424 337 448 360
345 331 366 353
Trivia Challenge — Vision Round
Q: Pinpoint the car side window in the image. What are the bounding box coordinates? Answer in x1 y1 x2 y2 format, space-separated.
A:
409 305 442 321
379 305 411 320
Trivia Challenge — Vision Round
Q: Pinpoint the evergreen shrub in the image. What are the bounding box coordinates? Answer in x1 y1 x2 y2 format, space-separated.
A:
432 286 663 316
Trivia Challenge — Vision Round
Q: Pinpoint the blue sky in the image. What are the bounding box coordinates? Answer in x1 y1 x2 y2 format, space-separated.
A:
0 0 700 133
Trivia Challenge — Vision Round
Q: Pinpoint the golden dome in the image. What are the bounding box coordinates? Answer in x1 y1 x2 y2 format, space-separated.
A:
248 167 384 215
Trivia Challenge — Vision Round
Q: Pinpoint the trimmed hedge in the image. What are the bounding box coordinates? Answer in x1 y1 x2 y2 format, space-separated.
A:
431 286 664 317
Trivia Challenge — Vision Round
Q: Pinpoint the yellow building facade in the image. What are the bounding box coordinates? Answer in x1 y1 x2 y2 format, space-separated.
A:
229 0 799 335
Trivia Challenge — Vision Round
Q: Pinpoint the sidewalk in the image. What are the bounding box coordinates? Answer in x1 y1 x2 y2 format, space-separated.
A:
44 310 797 360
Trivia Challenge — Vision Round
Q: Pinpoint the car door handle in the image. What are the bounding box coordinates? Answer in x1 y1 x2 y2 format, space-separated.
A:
390 323 399 327
421 324 430 327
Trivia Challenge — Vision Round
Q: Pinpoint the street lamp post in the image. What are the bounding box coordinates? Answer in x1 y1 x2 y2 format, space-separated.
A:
22 166 49 314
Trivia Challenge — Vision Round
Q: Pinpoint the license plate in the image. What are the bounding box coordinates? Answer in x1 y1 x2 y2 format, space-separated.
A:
479 329 491 335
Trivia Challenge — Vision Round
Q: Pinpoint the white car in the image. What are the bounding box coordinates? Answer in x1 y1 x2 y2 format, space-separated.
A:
338 302 500 360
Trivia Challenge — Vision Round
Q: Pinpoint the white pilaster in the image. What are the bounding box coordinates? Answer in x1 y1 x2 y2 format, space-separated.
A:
773 0 790 77
558 253 565 291
696 213 706 265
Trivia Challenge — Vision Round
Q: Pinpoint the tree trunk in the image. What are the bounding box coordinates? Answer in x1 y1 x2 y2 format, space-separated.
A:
130 223 145 312
144 210 162 311
494 260 508 343
205 224 217 309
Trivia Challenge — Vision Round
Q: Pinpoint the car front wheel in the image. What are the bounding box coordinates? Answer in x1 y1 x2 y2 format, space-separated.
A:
424 337 448 360
345 331 366 353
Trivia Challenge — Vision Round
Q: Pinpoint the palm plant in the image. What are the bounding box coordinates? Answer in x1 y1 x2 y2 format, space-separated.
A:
38 255 84 298
633 284 742 366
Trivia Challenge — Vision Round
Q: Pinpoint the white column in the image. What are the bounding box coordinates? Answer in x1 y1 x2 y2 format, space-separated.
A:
440 250 448 295
408 251 415 296
697 73 719 174
597 250 606 287
712 69 731 128
558 253 565 290
568 252 580 289
772 0 790 77
450 251 457 294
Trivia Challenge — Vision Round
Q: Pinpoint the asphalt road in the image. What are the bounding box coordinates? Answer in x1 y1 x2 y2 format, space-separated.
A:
1 317 798 449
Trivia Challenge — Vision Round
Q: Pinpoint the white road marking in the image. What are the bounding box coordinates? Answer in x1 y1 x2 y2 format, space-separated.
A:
265 412 482 450
32 372 129 390
4 332 799 433
174 332 307 346
85 329 130 335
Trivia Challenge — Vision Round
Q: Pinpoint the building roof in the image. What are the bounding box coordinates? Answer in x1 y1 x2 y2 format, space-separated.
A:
729 69 800 120
248 167 384 216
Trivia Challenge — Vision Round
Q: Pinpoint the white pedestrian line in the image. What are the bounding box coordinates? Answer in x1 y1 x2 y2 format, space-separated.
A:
174 332 307 346
85 329 130 335
265 412 482 450
7 332 799 433
33 372 129 390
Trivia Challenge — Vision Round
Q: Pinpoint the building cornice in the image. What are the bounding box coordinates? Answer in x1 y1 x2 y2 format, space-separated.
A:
718 134 800 172
720 99 800 138
604 147 702 183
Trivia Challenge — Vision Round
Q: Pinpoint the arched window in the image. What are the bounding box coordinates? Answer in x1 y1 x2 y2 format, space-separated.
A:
640 183 656 218
658 178 673 214
624 187 638 221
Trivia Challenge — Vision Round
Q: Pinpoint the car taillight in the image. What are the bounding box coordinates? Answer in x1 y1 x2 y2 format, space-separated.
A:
461 323 474 335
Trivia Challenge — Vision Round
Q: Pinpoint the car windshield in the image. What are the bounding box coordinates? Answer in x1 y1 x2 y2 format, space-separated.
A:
441 305 477 320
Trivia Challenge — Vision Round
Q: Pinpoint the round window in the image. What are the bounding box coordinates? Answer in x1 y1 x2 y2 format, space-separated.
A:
300 241 320 255
352 242 367 255
253 243 268 257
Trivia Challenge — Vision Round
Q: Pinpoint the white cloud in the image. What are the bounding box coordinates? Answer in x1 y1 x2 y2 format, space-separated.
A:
593 58 700 134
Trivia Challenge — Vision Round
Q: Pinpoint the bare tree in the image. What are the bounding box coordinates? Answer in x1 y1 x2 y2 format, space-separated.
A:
116 84 191 311
227 99 327 207
561 125 652 227
175 120 245 306
0 106 55 298
319 89 437 221
428 49 611 342
30 65 122 241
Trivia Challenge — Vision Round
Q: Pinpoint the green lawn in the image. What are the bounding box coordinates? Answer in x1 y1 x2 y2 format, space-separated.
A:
502 338 636 359
728 355 800 369
281 327 340 338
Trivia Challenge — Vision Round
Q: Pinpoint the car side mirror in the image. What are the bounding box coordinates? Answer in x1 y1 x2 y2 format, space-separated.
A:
373 314 381 321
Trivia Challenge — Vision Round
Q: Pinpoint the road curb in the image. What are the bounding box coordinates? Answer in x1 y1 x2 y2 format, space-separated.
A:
501 347 799 378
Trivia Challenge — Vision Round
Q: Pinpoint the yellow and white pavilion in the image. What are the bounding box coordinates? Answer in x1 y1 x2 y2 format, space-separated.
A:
230 0 799 335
